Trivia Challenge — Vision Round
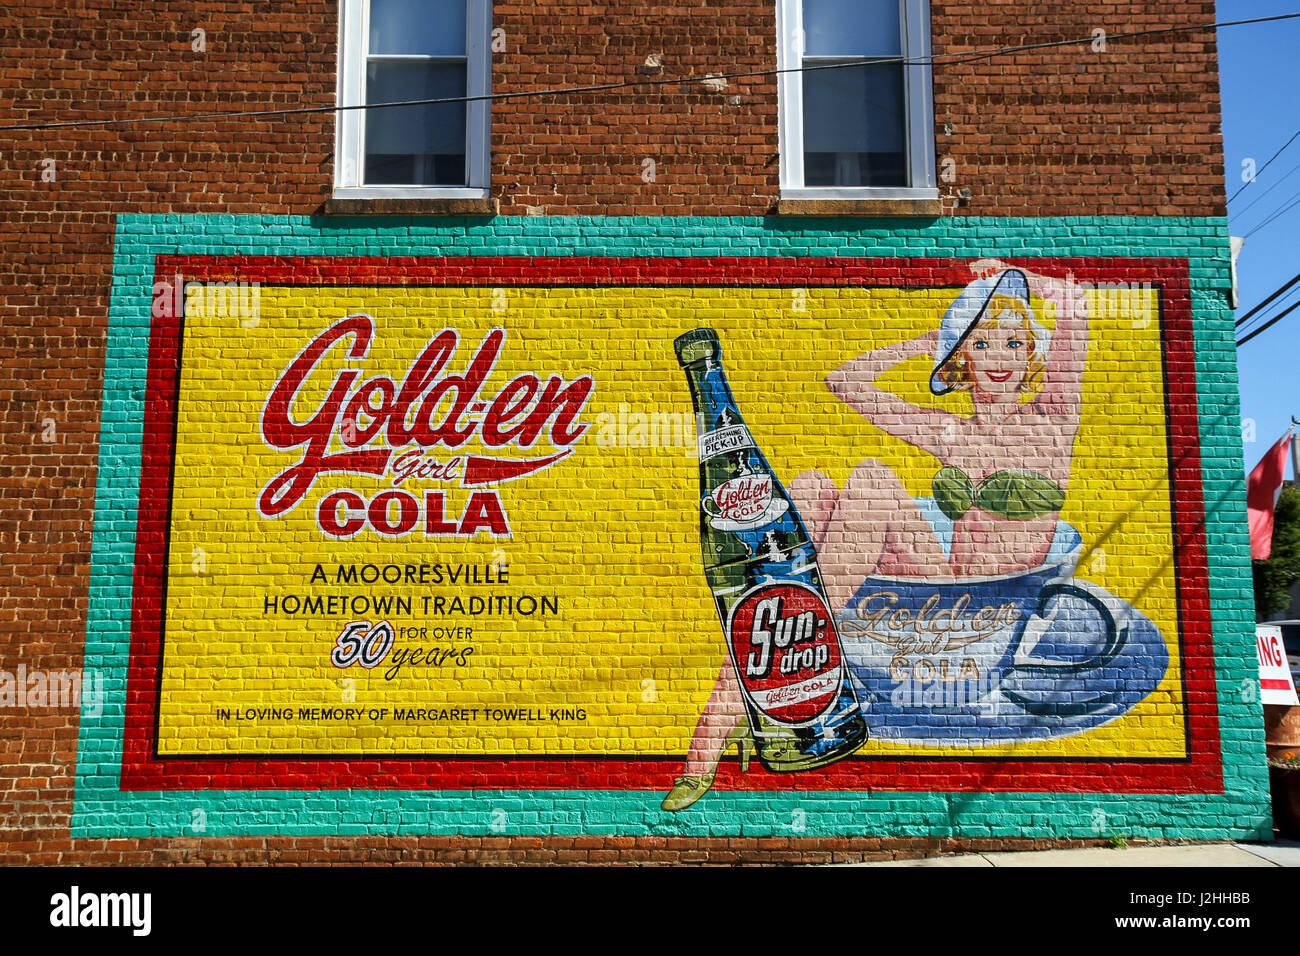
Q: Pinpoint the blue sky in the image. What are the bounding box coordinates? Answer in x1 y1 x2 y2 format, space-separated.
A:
1218 1 1300 473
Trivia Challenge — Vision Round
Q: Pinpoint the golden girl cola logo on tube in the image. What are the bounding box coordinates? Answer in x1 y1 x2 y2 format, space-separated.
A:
704 474 776 527
726 581 845 725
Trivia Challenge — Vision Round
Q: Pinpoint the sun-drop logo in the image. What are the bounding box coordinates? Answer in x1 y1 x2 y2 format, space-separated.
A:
257 314 595 539
726 582 843 725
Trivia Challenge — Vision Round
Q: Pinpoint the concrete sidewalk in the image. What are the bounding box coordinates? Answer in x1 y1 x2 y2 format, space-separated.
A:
853 841 1300 867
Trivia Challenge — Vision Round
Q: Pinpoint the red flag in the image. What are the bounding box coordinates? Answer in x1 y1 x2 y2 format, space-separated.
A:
1248 429 1293 560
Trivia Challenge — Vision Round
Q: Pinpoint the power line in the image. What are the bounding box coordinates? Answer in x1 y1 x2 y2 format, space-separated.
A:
1236 271 1300 327
1239 180 1300 234
1237 297 1300 347
1229 129 1300 205
1238 285 1300 339
1230 156 1300 220
1243 193 1300 239
1235 270 1300 345
1 11 1297 134
1247 199 1300 238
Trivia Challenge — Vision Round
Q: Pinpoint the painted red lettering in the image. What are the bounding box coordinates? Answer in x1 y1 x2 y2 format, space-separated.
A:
260 317 593 522
368 490 419 535
258 315 391 518
482 374 541 446
318 490 366 538
459 490 510 537
424 491 459 534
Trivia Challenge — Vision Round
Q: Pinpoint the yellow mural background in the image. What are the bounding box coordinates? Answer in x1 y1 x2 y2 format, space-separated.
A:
157 282 1184 758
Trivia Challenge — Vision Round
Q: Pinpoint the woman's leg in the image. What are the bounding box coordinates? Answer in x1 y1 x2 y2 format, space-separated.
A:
674 460 946 788
681 655 744 776
790 470 838 547
816 459 951 613
669 478 833 791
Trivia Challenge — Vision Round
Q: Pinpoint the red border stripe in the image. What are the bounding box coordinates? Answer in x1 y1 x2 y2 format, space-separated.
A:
121 256 1221 793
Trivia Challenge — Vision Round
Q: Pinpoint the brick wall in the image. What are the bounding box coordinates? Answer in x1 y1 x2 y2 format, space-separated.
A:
0 1 1226 218
0 1 1261 866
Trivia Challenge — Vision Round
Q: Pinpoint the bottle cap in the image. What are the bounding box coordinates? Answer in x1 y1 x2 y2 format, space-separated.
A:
674 328 720 366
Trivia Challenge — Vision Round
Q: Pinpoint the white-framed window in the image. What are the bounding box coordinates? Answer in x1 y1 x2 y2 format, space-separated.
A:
335 0 491 199
777 0 936 199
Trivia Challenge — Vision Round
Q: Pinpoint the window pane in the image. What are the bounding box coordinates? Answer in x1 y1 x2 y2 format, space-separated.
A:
365 62 467 185
802 62 906 186
369 0 466 56
804 0 901 57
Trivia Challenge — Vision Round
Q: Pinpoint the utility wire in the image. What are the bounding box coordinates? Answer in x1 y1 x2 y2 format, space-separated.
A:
1238 284 1300 338
0 11 1297 134
1238 181 1300 234
1228 128 1300 205
1230 156 1300 220
1243 193 1300 238
1237 298 1300 346
1236 271 1300 327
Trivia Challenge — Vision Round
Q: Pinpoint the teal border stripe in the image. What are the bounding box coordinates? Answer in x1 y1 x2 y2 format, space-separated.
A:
74 214 1270 839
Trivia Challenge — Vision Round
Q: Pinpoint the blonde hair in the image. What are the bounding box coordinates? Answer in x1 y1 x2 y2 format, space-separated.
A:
936 295 1050 395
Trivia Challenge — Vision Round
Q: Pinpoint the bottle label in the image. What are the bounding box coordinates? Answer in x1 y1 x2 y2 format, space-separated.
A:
701 475 789 531
698 424 755 460
725 582 844 725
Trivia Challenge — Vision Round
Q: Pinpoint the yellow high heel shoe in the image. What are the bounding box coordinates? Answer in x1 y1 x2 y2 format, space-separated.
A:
661 722 753 812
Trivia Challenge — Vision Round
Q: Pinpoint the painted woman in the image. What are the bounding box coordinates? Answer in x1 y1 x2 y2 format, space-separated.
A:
662 260 1092 810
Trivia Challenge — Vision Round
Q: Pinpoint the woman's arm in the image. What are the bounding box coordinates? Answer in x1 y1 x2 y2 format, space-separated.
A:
826 330 967 460
970 260 1089 417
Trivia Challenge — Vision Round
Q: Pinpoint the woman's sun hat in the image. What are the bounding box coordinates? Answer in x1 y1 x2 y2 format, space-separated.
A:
930 268 1034 395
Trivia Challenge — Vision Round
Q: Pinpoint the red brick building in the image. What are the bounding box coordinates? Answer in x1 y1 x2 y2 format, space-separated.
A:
0 1 1264 866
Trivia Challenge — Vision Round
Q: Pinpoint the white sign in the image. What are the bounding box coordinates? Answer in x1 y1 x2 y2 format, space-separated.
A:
1256 625 1299 705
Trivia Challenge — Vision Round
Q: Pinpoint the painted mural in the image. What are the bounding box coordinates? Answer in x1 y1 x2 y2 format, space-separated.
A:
666 261 1167 810
113 253 1218 809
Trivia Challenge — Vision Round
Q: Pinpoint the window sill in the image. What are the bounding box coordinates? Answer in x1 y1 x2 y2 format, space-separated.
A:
775 197 943 217
322 197 499 217
333 185 489 199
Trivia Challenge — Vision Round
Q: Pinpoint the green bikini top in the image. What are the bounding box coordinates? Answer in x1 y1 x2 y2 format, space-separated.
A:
933 466 1065 521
